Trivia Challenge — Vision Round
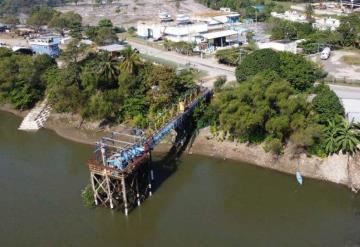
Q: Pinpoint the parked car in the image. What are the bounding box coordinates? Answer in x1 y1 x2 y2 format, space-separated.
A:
320 47 331 60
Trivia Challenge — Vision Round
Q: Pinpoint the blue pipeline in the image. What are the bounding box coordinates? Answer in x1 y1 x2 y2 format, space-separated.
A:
102 89 211 170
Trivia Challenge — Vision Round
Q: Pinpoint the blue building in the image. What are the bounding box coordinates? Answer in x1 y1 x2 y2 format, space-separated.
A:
29 36 60 57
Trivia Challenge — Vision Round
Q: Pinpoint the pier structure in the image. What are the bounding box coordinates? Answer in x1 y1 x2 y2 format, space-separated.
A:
87 86 211 214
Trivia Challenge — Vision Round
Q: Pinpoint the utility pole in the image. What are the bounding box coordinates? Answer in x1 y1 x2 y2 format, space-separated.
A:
238 48 246 64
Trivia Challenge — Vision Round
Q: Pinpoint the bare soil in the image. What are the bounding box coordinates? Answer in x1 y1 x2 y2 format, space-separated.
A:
55 0 209 27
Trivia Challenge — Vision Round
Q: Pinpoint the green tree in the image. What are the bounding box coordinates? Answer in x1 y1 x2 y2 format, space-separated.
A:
44 66 82 112
61 39 88 64
323 120 341 155
48 11 82 30
214 76 227 92
27 7 57 28
336 120 360 155
98 18 113 28
119 46 141 74
0 53 54 109
338 13 360 48
94 27 118 45
96 52 119 88
279 52 325 91
1 15 19 26
235 49 280 82
312 84 344 123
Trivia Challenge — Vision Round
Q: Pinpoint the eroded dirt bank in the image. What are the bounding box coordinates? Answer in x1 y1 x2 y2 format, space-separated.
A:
3 106 360 192
189 128 360 192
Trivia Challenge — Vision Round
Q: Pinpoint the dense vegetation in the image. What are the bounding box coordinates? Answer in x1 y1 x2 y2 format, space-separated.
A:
46 45 196 127
0 48 56 109
201 49 352 157
215 47 250 66
235 49 325 91
26 6 82 30
270 12 360 52
0 43 196 128
164 40 196 56
0 0 65 14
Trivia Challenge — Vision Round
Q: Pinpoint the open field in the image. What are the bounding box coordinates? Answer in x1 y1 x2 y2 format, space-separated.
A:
56 0 209 27
311 50 360 83
342 54 360 66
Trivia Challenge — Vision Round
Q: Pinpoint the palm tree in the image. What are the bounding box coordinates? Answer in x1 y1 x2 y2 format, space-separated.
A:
336 120 360 190
97 53 119 83
323 120 340 154
336 120 360 156
119 46 141 75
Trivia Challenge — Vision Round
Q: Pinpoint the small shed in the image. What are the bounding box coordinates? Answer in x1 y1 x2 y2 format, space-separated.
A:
201 30 238 47
257 40 298 54
98 44 126 56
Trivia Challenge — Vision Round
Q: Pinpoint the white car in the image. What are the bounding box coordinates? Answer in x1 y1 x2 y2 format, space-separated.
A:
320 47 331 60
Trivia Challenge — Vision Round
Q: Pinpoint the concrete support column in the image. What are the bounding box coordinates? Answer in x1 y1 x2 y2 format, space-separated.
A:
105 174 114 209
121 175 128 215
90 172 98 205
136 174 141 206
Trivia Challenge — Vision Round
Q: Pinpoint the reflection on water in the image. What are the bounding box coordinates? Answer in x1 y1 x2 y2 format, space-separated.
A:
0 111 359 247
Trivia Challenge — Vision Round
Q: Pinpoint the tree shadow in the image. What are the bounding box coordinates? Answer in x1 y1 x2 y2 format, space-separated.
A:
150 117 197 193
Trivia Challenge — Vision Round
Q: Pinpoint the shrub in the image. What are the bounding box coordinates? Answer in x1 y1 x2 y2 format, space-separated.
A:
235 49 281 82
312 84 344 124
279 52 325 91
215 48 247 66
264 137 283 155
214 76 227 92
81 184 95 208
127 26 137 36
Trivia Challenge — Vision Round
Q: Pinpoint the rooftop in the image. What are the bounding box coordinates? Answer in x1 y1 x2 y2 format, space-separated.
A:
98 44 126 52
202 30 238 40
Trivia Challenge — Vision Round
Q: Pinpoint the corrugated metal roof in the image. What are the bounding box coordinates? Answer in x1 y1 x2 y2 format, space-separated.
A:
202 30 237 40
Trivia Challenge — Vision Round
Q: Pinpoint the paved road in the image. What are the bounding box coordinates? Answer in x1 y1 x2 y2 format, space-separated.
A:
328 84 360 100
128 40 236 86
129 40 360 99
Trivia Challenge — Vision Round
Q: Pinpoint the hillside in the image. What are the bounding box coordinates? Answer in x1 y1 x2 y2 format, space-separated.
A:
0 0 64 14
55 0 210 27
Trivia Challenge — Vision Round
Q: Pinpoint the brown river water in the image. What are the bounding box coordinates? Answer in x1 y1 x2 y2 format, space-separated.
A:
0 111 360 247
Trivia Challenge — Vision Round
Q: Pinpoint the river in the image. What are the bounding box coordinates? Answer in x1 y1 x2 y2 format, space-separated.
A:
1 111 360 247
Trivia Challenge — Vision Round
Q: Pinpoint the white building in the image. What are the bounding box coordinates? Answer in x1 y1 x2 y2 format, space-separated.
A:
191 10 240 30
271 11 307 23
257 40 298 54
312 17 340 31
271 11 341 31
137 22 165 40
164 23 208 43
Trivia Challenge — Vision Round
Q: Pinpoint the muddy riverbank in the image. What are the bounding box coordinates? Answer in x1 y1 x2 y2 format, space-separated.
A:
2 105 360 192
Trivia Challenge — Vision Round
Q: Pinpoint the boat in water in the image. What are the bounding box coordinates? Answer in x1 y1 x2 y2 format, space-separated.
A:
296 171 303 185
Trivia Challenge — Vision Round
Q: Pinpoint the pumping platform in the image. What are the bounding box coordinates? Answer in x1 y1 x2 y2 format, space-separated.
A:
87 86 211 214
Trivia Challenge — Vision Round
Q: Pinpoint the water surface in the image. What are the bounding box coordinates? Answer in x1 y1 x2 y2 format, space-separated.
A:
0 111 359 247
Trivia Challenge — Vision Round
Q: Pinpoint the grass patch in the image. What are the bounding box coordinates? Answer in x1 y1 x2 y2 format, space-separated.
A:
342 55 360 66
